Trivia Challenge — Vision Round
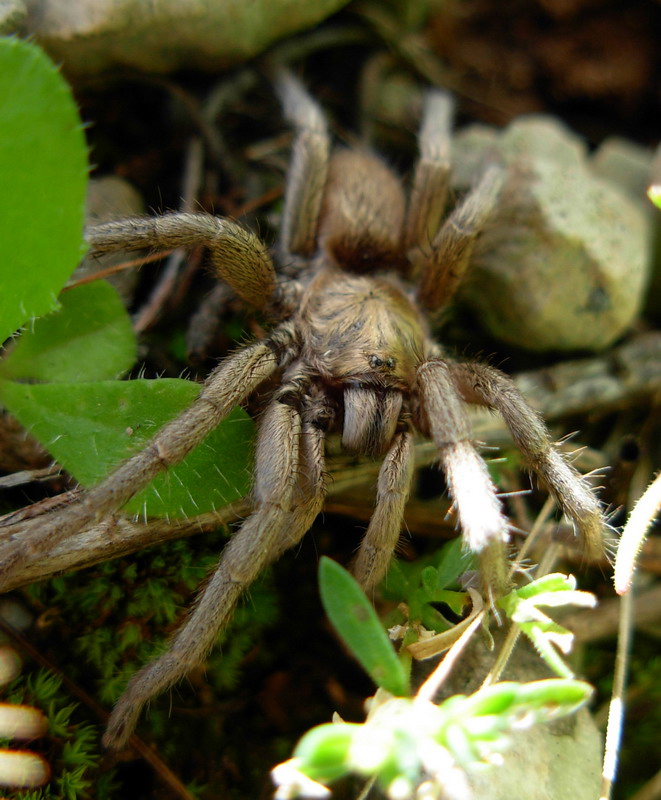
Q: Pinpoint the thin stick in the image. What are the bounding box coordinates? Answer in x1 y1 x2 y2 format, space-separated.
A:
416 607 485 703
0 467 61 489
355 775 377 800
482 499 561 689
509 496 557 578
133 137 205 333
601 471 661 797
63 249 176 290
480 622 518 691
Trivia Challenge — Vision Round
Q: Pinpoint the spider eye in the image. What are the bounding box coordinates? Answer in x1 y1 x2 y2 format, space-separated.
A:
367 354 397 370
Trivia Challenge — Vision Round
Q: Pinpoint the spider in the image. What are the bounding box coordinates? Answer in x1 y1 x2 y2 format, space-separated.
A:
0 72 604 748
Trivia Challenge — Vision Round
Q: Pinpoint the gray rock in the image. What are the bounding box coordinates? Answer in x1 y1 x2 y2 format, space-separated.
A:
18 0 350 77
0 0 26 34
453 117 653 351
425 634 603 800
591 136 655 199
77 176 145 303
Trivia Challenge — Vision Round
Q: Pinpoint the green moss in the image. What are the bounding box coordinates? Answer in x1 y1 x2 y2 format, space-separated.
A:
3 669 120 800
19 531 280 792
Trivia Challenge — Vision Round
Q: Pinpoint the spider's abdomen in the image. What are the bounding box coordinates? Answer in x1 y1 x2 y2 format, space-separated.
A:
318 149 406 273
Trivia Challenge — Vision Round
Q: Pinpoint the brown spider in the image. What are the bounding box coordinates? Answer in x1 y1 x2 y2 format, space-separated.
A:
0 72 603 748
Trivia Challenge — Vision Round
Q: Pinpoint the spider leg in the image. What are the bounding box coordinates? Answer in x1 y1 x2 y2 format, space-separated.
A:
405 91 453 259
86 213 275 307
285 385 332 539
103 378 329 748
275 69 330 262
416 165 503 312
448 362 605 560
352 430 415 591
0 328 297 591
416 360 510 594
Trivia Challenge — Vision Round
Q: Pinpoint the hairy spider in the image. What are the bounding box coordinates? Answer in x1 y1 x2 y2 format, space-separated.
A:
0 73 603 748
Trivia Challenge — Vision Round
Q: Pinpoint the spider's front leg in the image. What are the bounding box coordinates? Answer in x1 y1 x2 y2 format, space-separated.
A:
103 377 330 748
449 362 605 560
87 213 276 307
416 360 511 595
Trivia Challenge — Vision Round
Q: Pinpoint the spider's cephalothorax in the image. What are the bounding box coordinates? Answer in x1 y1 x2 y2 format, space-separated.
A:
0 73 604 747
298 266 427 453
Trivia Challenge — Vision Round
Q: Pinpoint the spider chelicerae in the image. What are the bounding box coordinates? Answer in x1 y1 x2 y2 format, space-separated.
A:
0 71 604 747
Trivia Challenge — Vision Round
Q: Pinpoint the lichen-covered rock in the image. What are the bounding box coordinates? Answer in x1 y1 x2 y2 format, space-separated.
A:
18 0 350 77
467 707 602 800
425 634 603 800
453 117 653 351
591 136 655 199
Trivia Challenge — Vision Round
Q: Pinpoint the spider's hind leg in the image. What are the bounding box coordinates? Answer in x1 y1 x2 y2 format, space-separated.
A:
449 362 605 561
404 86 504 308
103 376 331 749
275 69 330 264
405 90 454 263
415 165 503 313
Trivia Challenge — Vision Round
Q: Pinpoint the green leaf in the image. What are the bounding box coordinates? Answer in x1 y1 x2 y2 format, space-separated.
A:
520 623 575 679
515 678 593 712
461 679 592 723
0 378 254 517
318 557 409 697
420 566 438 594
294 722 358 782
461 683 520 717
0 281 136 382
275 679 594 798
381 538 474 607
0 38 88 343
435 679 593 767
379 558 412 601
431 537 474 590
514 573 576 601
419 604 453 634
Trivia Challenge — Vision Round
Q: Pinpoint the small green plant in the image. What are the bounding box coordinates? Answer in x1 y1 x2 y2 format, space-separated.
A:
272 556 595 799
0 37 254 520
0 38 88 344
497 573 597 679
380 537 475 636
378 537 478 663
